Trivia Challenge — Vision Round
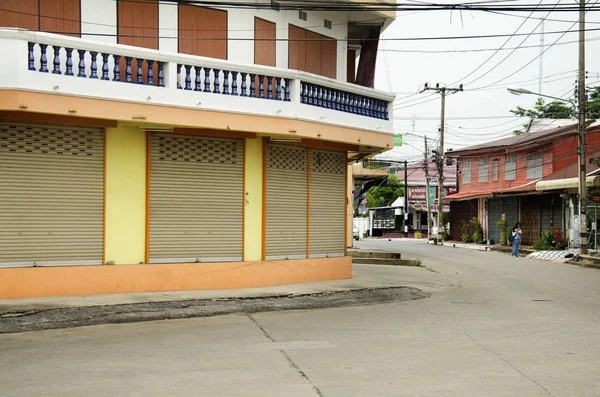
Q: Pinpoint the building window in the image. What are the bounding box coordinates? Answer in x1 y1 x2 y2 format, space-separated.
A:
178 5 228 60
505 154 516 180
527 152 543 179
288 24 337 79
0 0 81 37
478 156 488 183
492 159 499 182
462 160 471 184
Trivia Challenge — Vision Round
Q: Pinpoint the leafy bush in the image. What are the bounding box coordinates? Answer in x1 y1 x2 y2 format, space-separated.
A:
460 220 471 242
532 229 567 250
496 218 509 246
470 217 484 243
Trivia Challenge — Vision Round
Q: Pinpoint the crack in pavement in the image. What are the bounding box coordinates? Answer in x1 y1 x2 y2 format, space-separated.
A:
247 314 325 397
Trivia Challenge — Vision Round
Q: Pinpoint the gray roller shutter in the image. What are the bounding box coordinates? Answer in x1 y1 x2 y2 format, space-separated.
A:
0 122 104 267
309 150 346 258
149 133 243 263
541 194 563 232
266 144 308 260
487 198 502 242
502 197 519 229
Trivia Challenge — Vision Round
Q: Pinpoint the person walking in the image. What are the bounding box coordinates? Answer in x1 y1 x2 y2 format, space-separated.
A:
511 222 522 257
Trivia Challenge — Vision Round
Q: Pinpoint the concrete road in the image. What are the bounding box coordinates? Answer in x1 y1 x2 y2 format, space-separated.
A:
2 240 600 397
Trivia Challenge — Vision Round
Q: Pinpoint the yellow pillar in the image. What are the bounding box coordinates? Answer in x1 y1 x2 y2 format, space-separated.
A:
105 126 146 265
244 137 263 261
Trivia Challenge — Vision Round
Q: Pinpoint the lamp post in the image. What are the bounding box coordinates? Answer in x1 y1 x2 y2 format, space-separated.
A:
507 87 587 254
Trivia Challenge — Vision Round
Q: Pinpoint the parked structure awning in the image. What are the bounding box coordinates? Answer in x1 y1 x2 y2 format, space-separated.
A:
536 176 600 191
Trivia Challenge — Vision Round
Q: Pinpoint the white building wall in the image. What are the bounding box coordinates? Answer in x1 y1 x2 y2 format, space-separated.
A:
159 2 178 53
81 0 116 44
80 0 350 82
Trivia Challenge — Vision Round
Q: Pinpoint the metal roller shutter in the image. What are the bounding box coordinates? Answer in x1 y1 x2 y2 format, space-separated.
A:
487 198 502 242
0 122 104 267
309 150 346 258
552 195 564 230
266 144 308 260
502 197 519 228
149 133 243 263
540 194 553 233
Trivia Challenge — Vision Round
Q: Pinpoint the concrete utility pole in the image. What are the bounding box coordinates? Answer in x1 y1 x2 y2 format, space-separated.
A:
423 137 432 239
422 83 463 244
578 0 588 254
404 160 408 237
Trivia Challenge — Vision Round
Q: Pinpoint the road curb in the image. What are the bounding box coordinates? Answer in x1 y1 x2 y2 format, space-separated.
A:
0 286 429 334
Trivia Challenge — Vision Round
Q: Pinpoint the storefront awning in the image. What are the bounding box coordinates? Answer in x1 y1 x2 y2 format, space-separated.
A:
446 191 493 201
536 176 600 191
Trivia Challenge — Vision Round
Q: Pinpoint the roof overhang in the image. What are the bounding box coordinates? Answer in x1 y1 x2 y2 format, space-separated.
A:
446 191 493 201
536 176 600 191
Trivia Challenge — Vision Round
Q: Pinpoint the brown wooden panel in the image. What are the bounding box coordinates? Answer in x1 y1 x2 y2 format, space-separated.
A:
40 0 80 37
117 0 158 49
254 17 276 67
321 36 337 79
178 5 227 60
520 196 541 245
0 0 39 30
288 25 305 72
305 30 322 76
347 49 356 84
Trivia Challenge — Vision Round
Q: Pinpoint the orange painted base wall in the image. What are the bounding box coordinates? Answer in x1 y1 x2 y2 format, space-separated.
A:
0 257 352 299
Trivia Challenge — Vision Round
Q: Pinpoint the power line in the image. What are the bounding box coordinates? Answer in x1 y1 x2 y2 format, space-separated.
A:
471 0 600 90
5 7 600 42
383 36 600 55
462 0 561 87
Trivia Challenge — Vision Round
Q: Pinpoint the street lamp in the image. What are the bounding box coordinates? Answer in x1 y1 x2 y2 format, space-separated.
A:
506 87 587 254
507 87 576 108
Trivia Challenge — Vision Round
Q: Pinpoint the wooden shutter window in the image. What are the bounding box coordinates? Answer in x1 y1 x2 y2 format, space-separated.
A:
254 17 276 67
0 0 39 31
288 24 336 79
117 0 158 49
178 5 227 60
288 25 306 72
40 0 81 37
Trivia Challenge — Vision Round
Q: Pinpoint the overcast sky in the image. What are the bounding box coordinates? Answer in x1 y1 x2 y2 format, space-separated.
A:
373 1 600 162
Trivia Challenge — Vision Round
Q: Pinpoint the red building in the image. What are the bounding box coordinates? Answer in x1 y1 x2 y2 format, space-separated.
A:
446 122 600 246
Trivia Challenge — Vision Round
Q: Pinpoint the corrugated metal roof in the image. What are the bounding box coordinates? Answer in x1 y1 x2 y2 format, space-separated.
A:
446 120 599 157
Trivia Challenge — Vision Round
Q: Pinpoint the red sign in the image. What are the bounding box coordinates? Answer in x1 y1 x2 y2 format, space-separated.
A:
408 186 457 200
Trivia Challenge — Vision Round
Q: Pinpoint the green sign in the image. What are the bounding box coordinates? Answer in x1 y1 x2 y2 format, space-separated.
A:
393 134 403 147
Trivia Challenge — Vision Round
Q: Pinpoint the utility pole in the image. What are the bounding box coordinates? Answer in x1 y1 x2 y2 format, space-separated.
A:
423 137 432 239
422 83 463 244
578 0 588 254
404 160 408 237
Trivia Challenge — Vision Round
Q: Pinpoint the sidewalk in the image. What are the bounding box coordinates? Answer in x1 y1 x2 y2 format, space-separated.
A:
0 264 452 334
436 240 536 256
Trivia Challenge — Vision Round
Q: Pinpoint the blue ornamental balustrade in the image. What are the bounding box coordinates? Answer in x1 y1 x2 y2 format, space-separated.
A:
299 81 389 120
23 39 390 122
27 42 163 87
175 63 291 102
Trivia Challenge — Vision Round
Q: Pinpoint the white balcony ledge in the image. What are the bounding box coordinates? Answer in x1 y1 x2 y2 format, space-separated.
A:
0 29 395 135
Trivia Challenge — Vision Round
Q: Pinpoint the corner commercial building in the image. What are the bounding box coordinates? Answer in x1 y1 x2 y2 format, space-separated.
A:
0 0 396 298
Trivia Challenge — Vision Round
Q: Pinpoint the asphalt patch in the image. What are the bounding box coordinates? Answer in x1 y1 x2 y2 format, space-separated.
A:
0 287 428 334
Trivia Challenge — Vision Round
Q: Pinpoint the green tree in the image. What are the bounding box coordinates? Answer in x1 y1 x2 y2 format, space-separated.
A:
588 86 600 119
366 175 404 207
510 86 600 135
510 98 573 135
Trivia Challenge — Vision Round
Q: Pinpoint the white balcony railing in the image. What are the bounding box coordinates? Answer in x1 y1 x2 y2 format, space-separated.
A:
0 29 395 134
